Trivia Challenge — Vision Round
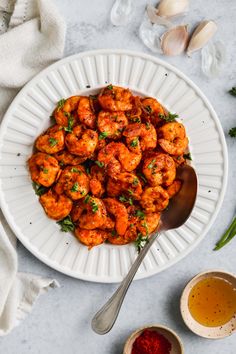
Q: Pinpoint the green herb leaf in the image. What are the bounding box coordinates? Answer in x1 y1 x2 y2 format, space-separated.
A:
147 159 156 169
111 229 117 237
159 112 178 122
128 189 133 195
43 168 48 174
130 138 139 147
145 105 152 114
70 167 80 173
183 153 192 160
95 160 104 168
130 117 141 123
71 182 79 192
229 87 236 97
107 84 113 90
90 199 98 213
84 195 91 204
137 172 147 184
99 132 108 140
57 98 66 110
132 177 139 186
57 215 75 232
32 182 48 196
48 137 58 147
214 217 236 250
64 114 74 133
141 221 149 235
135 210 145 220
229 127 236 137
135 233 149 253
118 195 133 205
145 122 151 130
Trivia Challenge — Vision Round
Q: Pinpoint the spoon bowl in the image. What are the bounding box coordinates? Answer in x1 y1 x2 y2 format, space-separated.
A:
92 164 198 335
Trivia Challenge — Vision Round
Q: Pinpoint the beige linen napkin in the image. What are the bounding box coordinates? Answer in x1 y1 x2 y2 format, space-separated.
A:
0 0 66 335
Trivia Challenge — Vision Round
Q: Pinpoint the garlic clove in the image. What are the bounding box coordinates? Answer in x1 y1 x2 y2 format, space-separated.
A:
161 25 189 56
146 4 173 28
187 20 217 56
157 0 189 18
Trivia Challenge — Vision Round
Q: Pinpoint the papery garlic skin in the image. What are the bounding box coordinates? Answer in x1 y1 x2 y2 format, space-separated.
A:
201 41 226 78
157 0 189 18
110 0 133 26
161 25 189 56
146 4 173 27
139 14 163 53
187 20 217 56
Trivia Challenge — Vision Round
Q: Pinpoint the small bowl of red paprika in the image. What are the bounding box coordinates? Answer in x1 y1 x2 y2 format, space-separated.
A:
123 324 184 354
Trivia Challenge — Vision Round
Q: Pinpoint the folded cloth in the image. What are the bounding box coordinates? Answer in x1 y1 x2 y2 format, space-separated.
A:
0 0 66 335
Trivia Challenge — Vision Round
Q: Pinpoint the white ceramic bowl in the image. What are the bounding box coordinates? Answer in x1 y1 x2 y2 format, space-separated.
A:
180 270 236 339
123 324 184 354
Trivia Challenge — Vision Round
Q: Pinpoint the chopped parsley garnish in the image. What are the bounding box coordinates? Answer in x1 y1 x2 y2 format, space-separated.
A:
111 229 117 237
99 132 108 140
70 167 81 173
107 84 113 90
132 177 139 186
130 138 139 147
183 153 192 160
135 210 145 220
71 182 79 192
43 168 48 174
141 221 149 235
95 161 104 168
159 112 178 122
57 215 75 232
147 159 156 169
64 114 74 133
137 172 147 184
57 98 66 110
145 122 151 130
119 195 133 205
84 195 91 204
48 137 58 147
135 233 149 253
229 127 236 137
128 189 133 195
91 200 98 213
130 117 141 123
32 182 48 196
145 105 152 114
229 87 236 97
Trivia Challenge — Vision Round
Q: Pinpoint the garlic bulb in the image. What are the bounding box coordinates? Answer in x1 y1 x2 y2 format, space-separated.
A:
187 20 217 56
161 25 189 56
157 0 189 18
146 4 173 28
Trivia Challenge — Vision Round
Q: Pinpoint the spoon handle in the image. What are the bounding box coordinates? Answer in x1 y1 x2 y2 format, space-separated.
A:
91 232 159 335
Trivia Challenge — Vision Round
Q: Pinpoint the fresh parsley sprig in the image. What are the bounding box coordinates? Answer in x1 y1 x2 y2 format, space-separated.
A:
135 233 149 253
159 112 178 122
229 127 236 137
32 182 48 196
229 87 236 97
214 217 236 250
57 215 75 232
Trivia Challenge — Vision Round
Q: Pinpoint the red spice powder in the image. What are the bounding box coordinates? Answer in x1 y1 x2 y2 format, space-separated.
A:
131 329 172 354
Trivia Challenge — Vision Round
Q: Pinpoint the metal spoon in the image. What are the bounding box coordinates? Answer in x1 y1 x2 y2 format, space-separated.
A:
91 164 197 335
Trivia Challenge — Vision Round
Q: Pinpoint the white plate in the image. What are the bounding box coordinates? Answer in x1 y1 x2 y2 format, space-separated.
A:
0 50 228 283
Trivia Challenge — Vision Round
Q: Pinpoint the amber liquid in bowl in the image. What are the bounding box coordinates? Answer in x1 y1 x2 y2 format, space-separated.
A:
188 277 236 327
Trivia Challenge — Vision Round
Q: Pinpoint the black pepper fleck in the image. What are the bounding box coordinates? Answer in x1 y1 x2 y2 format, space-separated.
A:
165 73 168 76
17 153 21 156
30 222 32 224
86 85 91 88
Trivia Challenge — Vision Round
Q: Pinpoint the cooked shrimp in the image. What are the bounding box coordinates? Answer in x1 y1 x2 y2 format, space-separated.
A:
54 165 89 200
126 96 142 123
54 150 87 166
65 126 98 157
28 152 60 187
166 180 182 198
97 111 128 139
137 212 161 235
143 153 176 187
123 122 157 151
39 189 72 220
103 198 128 236
77 96 96 129
158 122 188 155
35 125 65 154
107 226 137 245
97 142 142 174
89 165 106 198
106 173 143 200
75 228 108 249
71 196 106 229
98 85 132 111
140 186 169 212
141 98 165 125
54 96 80 127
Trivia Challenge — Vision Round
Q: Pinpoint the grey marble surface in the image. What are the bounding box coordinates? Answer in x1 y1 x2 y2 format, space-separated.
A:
1 0 236 353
